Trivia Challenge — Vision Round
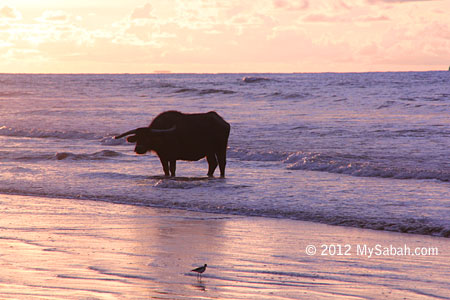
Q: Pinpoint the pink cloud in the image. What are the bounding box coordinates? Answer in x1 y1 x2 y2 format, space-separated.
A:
0 6 21 20
273 0 309 10
36 10 69 23
131 3 153 19
367 0 435 4
364 15 390 21
303 13 390 23
303 14 340 22
359 43 379 56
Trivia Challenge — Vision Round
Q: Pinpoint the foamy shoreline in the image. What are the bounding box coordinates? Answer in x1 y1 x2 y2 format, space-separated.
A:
0 194 449 299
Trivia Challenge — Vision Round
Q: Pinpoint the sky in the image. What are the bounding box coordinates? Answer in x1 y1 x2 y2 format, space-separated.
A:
0 0 449 73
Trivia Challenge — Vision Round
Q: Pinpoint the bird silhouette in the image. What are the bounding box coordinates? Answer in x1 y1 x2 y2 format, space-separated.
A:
191 264 207 278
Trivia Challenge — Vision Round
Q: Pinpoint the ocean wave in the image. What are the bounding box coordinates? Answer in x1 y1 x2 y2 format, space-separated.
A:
269 91 312 100
54 150 123 161
173 87 236 95
242 76 272 83
5 166 37 174
286 152 449 182
377 100 396 109
78 172 149 180
228 148 286 161
304 212 450 237
198 88 236 95
229 148 449 182
174 88 197 94
1 187 447 237
153 179 206 189
100 136 127 145
0 126 100 140
371 127 450 138
0 91 33 98
246 209 450 237
0 150 123 162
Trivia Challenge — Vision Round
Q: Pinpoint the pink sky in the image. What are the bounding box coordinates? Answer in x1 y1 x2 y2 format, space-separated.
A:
0 0 449 73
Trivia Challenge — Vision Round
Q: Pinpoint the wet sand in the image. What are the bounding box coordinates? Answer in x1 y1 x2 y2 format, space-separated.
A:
0 194 449 299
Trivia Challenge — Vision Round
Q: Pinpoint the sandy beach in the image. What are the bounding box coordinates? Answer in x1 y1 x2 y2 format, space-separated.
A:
0 194 448 299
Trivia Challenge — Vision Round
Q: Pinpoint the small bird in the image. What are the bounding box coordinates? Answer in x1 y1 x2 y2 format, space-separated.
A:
191 264 207 278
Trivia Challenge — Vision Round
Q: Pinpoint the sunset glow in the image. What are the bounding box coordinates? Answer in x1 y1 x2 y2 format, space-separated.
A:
1 0 449 73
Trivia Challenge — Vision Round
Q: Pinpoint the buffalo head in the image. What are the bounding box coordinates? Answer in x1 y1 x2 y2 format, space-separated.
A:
115 126 176 154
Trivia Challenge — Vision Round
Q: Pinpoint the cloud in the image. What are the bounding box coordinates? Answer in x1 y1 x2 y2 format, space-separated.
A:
273 0 309 10
131 3 153 19
303 13 390 23
0 6 21 20
359 43 379 56
303 14 341 22
364 15 390 21
367 0 435 4
36 10 70 23
1 0 448 73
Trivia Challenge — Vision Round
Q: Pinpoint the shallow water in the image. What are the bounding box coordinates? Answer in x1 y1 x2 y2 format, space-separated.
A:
1 194 449 299
0 72 449 236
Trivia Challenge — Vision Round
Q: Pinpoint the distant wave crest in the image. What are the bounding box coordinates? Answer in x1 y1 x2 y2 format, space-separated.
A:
173 87 236 95
0 91 33 98
242 76 272 83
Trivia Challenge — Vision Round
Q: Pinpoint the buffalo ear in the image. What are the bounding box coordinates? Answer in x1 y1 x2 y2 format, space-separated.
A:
127 135 137 143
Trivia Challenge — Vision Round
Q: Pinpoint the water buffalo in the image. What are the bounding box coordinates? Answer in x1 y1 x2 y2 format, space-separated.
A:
115 111 230 177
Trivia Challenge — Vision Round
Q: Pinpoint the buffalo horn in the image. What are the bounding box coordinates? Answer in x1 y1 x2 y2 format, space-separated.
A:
114 129 137 139
151 125 176 133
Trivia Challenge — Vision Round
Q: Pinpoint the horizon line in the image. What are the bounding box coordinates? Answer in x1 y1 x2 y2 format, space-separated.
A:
0 69 446 75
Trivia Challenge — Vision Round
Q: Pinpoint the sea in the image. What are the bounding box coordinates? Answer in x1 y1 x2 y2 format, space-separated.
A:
0 72 449 237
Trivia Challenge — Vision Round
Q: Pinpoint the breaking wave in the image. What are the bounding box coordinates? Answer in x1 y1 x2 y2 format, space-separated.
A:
0 126 101 140
0 150 123 162
229 148 449 182
100 136 127 145
0 182 447 237
54 150 123 161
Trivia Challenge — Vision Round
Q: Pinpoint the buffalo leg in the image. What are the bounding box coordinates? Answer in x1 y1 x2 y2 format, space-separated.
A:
216 150 226 177
169 160 176 177
206 154 218 177
160 159 170 176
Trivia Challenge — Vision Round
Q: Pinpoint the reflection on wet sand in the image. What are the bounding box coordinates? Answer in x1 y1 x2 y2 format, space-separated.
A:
1 194 449 299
